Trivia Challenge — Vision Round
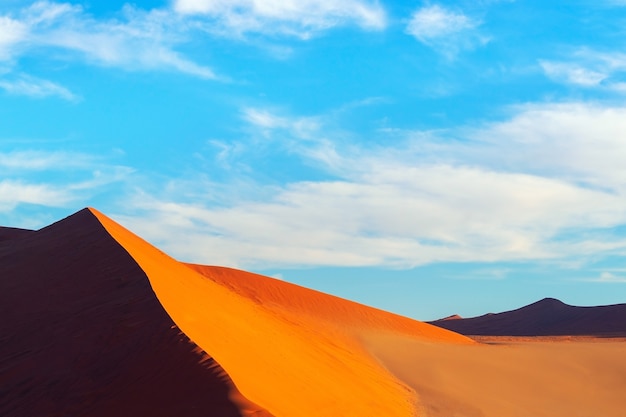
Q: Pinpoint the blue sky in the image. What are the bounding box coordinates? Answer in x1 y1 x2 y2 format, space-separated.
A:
2 0 626 320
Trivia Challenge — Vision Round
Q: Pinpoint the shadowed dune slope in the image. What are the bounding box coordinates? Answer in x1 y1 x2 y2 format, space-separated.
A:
429 297 626 336
0 226 34 242
92 208 471 417
0 208 271 417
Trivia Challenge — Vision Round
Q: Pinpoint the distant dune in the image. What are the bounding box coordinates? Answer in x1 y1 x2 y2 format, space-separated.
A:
429 297 626 336
2 208 626 416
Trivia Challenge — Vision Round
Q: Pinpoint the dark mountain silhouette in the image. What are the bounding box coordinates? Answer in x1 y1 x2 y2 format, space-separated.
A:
429 297 626 336
0 208 270 417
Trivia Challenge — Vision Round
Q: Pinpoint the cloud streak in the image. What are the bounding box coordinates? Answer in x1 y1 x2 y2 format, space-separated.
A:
0 0 390 86
540 49 626 92
582 272 626 284
0 74 78 100
174 0 387 38
0 148 133 219
0 1 216 79
0 150 95 170
0 179 74 211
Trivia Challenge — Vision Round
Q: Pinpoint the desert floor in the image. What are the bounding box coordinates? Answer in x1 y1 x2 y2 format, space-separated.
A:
365 333 626 417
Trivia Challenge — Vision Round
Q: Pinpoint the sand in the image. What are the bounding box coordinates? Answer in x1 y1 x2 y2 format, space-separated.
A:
365 333 626 417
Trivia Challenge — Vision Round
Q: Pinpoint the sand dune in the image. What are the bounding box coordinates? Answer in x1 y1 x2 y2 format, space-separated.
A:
429 297 626 336
93 208 470 417
3 208 626 416
0 209 270 417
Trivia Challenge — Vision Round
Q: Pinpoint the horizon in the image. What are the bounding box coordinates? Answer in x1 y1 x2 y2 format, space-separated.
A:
2 0 626 321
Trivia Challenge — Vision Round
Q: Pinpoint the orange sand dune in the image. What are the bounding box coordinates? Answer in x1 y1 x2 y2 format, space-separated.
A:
93 208 470 417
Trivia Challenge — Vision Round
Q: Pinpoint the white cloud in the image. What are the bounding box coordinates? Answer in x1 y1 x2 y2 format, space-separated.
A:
0 148 133 215
118 165 626 268
0 0 386 85
539 61 607 87
242 107 320 137
0 74 78 100
585 272 626 283
0 180 74 211
0 150 94 170
406 4 475 40
243 107 290 129
540 50 626 92
115 102 626 269
405 4 486 56
470 102 626 191
0 1 216 79
0 15 27 60
173 0 387 37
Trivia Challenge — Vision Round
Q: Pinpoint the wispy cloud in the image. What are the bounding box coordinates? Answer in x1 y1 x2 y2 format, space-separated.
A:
468 102 626 191
539 61 607 87
0 74 78 100
0 15 27 60
0 0 391 89
582 271 626 283
540 49 626 92
115 102 626 269
0 1 216 79
405 4 486 57
173 0 387 38
0 150 94 170
446 267 511 281
0 148 133 217
0 179 74 211
242 107 320 137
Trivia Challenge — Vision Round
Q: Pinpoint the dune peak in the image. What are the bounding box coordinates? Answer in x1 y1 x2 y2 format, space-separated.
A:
1 207 271 417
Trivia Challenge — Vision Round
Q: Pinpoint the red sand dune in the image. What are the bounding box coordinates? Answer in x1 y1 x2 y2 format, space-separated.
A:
429 297 626 336
3 208 626 417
